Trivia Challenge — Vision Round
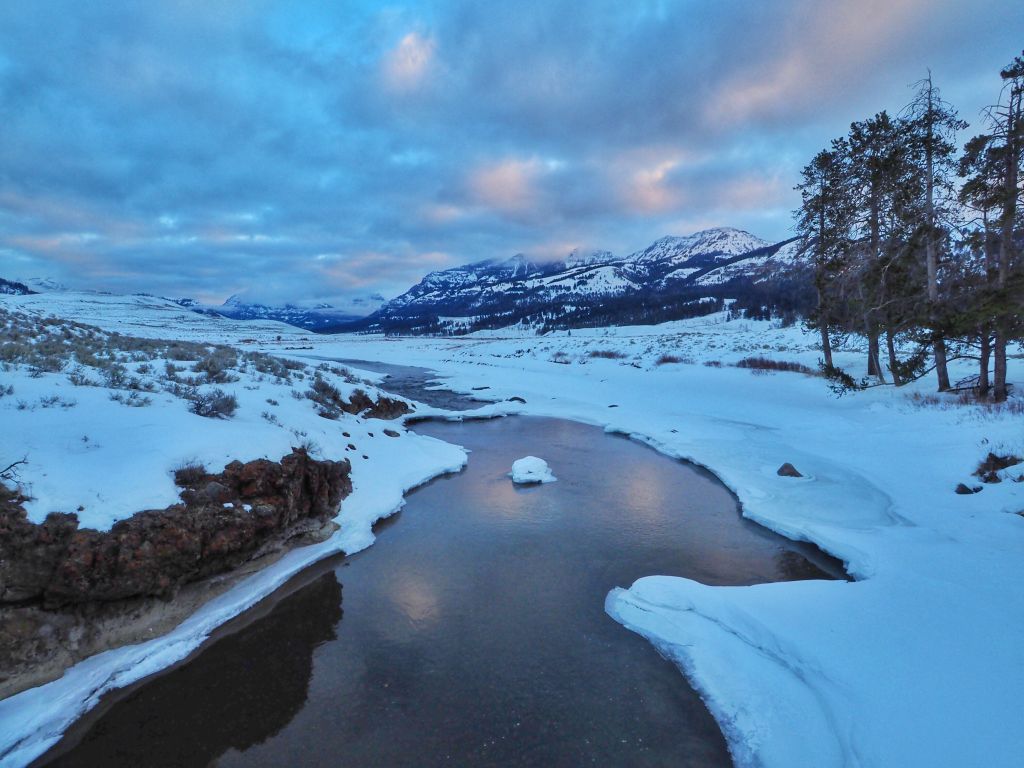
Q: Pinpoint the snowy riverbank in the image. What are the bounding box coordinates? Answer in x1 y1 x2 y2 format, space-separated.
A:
2 292 1022 767
299 321 1024 768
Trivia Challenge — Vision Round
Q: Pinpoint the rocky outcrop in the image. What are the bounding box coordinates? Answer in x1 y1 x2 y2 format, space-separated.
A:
777 462 803 478
350 391 412 420
307 380 412 421
0 449 350 607
974 452 1022 484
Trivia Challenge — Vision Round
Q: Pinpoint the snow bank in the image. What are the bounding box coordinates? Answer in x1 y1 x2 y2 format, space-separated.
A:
509 456 557 484
0 297 470 766
294 320 1024 768
3 294 1023 768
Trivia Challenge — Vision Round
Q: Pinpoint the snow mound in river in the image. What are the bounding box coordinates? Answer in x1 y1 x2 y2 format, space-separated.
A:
510 456 557 484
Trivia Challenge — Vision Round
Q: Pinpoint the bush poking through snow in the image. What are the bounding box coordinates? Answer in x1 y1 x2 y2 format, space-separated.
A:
510 456 557 484
737 357 815 375
172 460 207 487
187 388 238 419
655 354 690 365
588 349 626 359
974 452 1023 484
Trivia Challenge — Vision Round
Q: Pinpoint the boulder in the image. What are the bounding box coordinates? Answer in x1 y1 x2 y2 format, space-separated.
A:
777 463 803 478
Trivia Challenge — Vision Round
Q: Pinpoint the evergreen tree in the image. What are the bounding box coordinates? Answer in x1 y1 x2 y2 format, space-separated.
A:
795 141 855 369
846 111 923 383
904 73 967 391
985 52 1024 402
958 133 1005 394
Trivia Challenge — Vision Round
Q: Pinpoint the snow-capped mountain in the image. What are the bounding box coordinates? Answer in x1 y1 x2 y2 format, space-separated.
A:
170 294 388 331
336 228 807 334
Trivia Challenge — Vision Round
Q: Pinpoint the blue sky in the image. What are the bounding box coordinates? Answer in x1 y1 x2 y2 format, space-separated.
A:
0 0 1021 305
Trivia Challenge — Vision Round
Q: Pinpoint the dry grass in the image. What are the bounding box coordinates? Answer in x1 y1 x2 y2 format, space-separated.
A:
736 356 815 375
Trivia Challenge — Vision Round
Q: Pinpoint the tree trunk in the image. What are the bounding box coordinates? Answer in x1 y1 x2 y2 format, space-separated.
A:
866 196 886 383
818 287 833 368
924 75 951 392
933 337 951 391
993 83 1020 403
978 325 991 396
886 325 903 386
867 327 885 381
993 326 1008 402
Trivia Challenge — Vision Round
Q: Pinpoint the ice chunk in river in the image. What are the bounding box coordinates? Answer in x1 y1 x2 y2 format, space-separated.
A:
510 456 557 484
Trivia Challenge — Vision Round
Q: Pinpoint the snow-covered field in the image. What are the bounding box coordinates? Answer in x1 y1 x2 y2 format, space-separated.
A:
1 291 1022 767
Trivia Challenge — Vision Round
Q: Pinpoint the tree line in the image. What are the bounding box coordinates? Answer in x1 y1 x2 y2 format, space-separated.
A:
795 51 1023 401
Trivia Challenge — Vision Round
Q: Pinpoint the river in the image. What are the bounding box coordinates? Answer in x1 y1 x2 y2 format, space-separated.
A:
37 365 843 767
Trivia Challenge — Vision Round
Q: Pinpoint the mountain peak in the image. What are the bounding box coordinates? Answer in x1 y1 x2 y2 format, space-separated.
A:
565 248 615 268
631 228 768 264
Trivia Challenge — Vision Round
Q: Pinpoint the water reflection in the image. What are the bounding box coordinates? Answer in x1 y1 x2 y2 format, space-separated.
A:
38 572 342 768
41 416 844 768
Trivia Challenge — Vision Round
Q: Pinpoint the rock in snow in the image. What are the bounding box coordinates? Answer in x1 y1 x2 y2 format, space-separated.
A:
510 456 557 484
777 462 803 477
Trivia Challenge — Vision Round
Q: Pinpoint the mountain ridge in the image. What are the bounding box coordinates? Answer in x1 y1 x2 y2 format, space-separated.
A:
332 227 809 334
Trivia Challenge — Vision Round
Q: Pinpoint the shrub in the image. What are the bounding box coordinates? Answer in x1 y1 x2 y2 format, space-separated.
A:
588 349 626 359
39 394 76 409
655 354 690 366
193 350 239 384
109 391 152 407
736 357 815 374
188 388 238 419
173 460 208 487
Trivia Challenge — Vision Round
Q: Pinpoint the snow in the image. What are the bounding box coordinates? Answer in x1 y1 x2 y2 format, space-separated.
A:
509 456 557 484
257 318 1022 768
2 292 1023 767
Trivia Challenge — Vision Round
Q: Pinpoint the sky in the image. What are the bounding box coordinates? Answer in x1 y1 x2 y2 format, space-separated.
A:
0 1 1021 307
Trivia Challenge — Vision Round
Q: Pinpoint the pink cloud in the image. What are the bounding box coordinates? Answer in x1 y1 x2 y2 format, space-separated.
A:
704 0 931 126
382 31 436 92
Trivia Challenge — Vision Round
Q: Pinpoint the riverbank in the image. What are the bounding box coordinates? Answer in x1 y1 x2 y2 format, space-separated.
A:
2 293 1022 767
298 322 1023 768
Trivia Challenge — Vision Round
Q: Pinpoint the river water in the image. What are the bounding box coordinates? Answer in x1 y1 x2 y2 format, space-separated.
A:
37 367 843 767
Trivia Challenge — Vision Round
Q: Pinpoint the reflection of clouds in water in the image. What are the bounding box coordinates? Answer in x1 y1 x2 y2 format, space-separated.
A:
621 459 672 522
388 571 440 626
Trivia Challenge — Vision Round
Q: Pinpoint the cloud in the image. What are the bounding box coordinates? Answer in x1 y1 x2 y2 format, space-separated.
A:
466 158 546 215
382 31 436 91
0 0 1019 304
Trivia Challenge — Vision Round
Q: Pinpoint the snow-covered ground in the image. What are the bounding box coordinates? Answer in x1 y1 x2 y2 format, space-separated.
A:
1 292 1022 767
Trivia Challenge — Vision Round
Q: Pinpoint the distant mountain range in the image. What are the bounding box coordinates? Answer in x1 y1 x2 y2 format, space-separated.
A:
330 227 811 335
3 227 812 334
169 294 387 331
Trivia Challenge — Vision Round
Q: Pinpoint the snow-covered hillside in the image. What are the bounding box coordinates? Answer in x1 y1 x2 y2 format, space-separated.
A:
344 228 806 334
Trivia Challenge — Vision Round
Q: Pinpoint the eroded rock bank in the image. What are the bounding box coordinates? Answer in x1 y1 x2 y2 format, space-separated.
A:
1 449 350 606
0 449 351 698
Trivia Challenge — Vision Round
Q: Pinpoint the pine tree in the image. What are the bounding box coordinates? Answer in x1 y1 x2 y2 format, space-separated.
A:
958 133 1004 394
985 52 1024 402
846 111 923 383
795 141 855 369
904 73 967 391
